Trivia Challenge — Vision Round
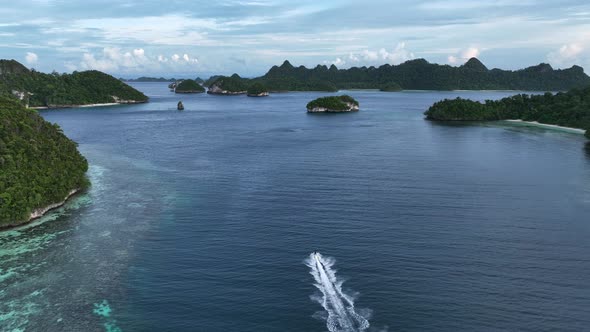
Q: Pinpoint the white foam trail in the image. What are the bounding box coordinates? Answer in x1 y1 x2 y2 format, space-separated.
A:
306 252 370 332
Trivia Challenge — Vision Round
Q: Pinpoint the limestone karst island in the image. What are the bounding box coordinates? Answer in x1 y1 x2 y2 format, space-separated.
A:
306 95 360 113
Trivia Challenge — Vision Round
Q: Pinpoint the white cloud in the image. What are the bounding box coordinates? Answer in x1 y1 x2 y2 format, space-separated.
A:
447 47 481 64
324 57 346 67
25 52 38 65
548 43 584 66
462 47 480 59
348 53 360 62
69 14 274 47
360 50 379 61
70 47 200 73
183 54 197 63
378 42 415 63
345 43 415 65
222 0 274 6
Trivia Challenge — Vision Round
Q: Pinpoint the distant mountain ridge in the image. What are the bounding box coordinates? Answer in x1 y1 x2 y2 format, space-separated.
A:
0 59 148 108
227 58 590 92
121 76 176 82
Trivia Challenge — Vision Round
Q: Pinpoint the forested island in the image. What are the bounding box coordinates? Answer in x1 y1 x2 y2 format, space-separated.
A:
207 75 248 95
306 95 359 113
0 96 89 227
203 58 590 92
0 59 148 108
425 87 590 139
174 79 205 93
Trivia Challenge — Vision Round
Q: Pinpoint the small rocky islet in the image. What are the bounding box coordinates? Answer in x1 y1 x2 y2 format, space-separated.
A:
306 95 359 113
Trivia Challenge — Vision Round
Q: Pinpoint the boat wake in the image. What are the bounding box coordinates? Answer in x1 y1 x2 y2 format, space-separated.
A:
306 252 370 332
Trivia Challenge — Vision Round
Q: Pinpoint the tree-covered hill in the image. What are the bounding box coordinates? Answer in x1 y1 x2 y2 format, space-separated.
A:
0 59 148 108
306 95 359 112
235 58 590 92
207 74 249 94
175 79 205 93
0 96 89 226
424 87 590 139
0 60 29 76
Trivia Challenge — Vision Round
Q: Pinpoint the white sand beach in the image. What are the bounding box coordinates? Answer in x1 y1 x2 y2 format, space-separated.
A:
503 120 586 134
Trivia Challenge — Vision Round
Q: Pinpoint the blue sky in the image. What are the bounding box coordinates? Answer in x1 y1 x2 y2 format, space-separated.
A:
1 0 590 77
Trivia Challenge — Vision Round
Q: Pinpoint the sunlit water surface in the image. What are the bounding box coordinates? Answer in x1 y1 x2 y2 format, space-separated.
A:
1 84 589 331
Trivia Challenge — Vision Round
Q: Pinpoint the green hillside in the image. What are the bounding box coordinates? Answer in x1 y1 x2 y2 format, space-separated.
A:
0 59 148 108
0 96 89 226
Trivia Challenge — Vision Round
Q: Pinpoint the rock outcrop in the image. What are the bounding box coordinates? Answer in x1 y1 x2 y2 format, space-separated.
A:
207 75 248 95
207 83 247 95
247 91 270 97
307 103 359 113
111 96 146 104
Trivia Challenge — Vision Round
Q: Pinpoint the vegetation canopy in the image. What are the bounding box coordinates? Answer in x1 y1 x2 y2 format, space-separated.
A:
0 60 148 107
175 79 205 93
306 95 359 111
0 96 89 226
208 75 248 92
380 82 403 92
247 82 269 95
249 58 590 92
202 58 590 93
425 87 590 140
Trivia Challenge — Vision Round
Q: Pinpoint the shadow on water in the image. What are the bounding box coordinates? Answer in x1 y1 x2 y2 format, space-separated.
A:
426 119 486 129
306 111 359 117
584 142 590 159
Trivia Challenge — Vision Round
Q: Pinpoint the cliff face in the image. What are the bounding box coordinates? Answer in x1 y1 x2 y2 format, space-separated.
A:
207 76 248 95
307 102 359 113
207 83 247 95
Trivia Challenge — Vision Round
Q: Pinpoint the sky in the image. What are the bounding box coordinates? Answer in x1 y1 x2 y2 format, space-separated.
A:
1 0 590 77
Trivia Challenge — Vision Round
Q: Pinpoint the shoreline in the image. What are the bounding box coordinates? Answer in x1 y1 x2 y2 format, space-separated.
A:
0 189 80 231
502 120 586 134
29 101 146 110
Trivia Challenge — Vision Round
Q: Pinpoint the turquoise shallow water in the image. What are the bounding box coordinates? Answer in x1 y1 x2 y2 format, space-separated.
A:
1 84 589 331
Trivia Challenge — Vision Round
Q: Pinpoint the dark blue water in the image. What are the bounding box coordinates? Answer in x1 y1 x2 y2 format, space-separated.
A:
1 84 589 331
